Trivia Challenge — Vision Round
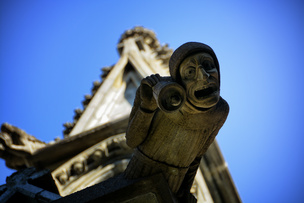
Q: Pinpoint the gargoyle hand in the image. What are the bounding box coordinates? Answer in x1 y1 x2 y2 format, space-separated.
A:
140 74 162 112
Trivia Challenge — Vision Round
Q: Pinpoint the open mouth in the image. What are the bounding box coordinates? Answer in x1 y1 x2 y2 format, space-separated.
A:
194 86 217 99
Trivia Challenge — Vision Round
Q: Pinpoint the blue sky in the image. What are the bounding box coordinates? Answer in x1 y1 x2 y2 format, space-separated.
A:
1 1 303 202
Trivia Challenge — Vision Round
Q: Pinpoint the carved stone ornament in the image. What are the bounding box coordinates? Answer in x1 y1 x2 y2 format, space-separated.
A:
124 42 229 202
0 123 46 169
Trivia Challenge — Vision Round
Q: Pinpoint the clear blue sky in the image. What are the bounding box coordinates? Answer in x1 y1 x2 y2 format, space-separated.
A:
1 1 303 202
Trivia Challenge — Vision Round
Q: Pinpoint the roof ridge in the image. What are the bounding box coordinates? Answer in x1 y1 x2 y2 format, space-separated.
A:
63 27 172 137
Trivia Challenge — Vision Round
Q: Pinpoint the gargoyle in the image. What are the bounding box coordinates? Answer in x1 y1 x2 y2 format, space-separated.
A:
124 42 229 201
0 123 46 169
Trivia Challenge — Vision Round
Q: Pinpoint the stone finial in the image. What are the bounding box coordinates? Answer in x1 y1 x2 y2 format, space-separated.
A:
118 26 173 66
118 26 159 51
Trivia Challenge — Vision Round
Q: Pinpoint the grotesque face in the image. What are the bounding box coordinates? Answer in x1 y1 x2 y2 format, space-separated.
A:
179 52 220 109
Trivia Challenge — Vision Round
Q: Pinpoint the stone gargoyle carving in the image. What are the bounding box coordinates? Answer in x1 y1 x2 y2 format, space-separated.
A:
0 123 46 169
124 42 229 201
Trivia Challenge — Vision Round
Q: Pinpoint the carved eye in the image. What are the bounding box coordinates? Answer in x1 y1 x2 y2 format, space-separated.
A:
202 61 215 71
184 67 196 79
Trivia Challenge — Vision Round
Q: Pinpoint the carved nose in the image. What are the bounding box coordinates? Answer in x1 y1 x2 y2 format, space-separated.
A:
197 66 210 81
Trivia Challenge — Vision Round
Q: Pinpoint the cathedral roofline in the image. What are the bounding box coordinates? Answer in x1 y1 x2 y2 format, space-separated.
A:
31 116 129 170
64 26 172 137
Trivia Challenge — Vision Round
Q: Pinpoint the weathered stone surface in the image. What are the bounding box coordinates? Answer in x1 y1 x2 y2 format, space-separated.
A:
201 141 241 203
31 116 129 170
0 116 129 171
54 173 177 203
124 42 229 201
52 133 133 196
0 123 46 169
